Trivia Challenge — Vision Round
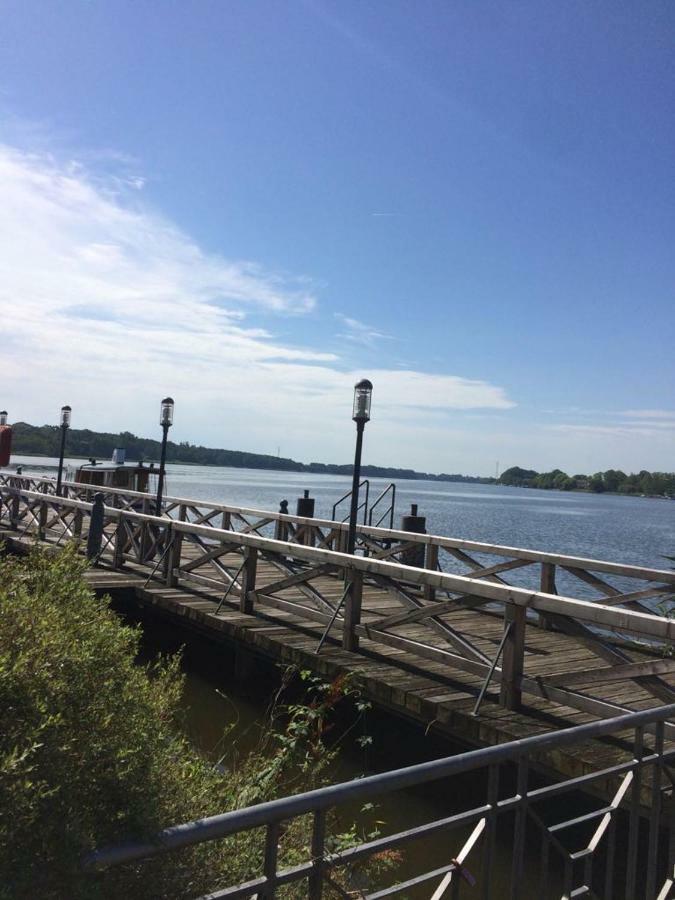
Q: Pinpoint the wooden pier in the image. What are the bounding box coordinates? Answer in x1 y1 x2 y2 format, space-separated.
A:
1 473 674 804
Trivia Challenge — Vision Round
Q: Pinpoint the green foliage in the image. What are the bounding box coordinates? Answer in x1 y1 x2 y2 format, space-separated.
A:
0 548 394 899
499 465 675 497
499 466 538 486
10 421 493 483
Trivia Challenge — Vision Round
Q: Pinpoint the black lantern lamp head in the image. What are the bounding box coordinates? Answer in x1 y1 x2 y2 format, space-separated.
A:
352 379 373 423
60 405 72 428
0 411 7 426
160 397 174 428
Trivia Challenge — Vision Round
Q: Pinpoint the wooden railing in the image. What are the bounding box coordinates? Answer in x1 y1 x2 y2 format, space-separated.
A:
2 480 675 729
4 472 674 613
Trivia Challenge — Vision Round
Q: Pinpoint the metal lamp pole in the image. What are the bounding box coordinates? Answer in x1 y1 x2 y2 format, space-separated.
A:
346 379 373 555
56 405 71 496
155 397 174 516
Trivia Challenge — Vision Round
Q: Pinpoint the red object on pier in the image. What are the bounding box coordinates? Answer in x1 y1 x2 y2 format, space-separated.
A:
0 426 12 467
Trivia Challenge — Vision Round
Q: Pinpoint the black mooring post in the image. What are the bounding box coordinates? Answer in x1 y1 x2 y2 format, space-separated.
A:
87 492 105 560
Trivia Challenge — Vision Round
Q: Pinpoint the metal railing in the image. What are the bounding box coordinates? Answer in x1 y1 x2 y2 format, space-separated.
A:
83 703 675 899
368 482 396 529
332 478 370 525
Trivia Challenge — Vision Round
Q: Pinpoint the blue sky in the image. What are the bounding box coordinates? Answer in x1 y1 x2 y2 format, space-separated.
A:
0 1 673 474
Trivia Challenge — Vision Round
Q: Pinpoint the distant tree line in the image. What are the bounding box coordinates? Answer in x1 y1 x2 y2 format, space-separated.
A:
9 422 494 484
499 465 675 497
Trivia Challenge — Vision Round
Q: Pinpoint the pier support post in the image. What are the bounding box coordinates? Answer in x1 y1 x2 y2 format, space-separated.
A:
499 603 526 711
86 493 105 560
240 547 257 614
342 569 363 652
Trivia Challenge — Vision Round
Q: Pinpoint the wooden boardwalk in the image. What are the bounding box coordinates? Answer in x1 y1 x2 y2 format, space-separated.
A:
1 475 675 808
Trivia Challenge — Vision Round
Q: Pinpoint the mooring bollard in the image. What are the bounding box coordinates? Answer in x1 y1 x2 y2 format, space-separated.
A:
86 492 105 560
296 489 315 545
400 503 426 568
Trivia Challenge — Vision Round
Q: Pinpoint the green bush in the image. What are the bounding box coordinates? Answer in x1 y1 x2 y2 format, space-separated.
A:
0 546 391 899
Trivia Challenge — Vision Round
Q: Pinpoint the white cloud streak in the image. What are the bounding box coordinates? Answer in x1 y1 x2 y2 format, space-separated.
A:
334 313 391 347
0 143 515 468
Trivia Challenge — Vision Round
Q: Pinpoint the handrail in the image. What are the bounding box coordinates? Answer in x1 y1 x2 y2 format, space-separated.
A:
3 473 675 583
83 701 675 871
368 482 396 529
331 478 369 524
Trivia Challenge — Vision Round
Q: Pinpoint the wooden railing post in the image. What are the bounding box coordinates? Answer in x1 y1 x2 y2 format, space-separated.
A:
221 510 231 530
165 524 183 587
274 517 289 542
10 490 20 528
539 563 556 630
424 544 439 601
140 498 150 562
38 499 48 540
240 547 257 614
336 529 348 554
499 603 526 711
342 569 363 652
73 508 83 541
86 493 105 560
113 516 126 569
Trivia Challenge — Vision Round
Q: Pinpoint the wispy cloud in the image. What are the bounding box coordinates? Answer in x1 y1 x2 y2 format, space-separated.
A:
0 142 515 466
334 313 392 347
620 409 675 421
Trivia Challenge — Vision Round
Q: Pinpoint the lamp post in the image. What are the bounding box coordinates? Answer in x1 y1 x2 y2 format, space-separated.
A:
156 397 174 515
346 379 373 555
56 405 71 496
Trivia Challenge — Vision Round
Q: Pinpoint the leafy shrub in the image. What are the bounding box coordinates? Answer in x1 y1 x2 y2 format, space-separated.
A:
0 546 395 898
